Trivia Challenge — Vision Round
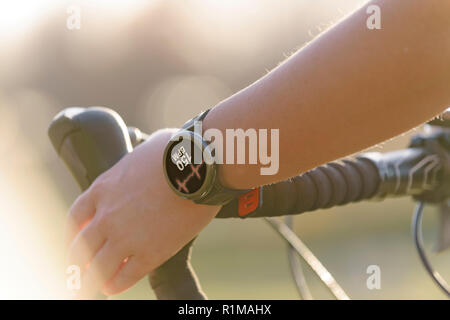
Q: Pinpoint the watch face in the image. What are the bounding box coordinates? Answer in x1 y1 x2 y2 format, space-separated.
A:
165 136 207 195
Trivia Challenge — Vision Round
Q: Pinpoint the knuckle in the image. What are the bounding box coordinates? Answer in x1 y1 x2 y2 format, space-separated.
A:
89 179 105 198
96 212 115 235
67 204 77 219
68 193 88 218
89 171 113 196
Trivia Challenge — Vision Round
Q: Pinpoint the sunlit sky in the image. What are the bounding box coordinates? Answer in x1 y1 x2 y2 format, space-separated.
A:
0 0 349 37
0 0 154 38
0 0 254 31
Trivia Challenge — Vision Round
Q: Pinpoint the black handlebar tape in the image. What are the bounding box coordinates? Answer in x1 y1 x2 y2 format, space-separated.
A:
48 107 133 190
48 107 205 300
217 146 446 219
216 157 381 218
149 239 206 300
286 157 379 213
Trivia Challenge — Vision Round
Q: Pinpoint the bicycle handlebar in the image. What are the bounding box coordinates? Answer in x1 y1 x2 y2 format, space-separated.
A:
217 146 448 219
49 106 449 299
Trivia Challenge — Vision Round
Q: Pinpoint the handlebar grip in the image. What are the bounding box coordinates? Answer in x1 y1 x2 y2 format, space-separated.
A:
48 107 206 300
277 158 378 215
218 145 447 218
217 157 381 218
149 240 206 300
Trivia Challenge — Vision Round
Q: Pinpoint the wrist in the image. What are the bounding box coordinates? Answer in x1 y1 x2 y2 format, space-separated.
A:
161 111 250 206
152 129 221 212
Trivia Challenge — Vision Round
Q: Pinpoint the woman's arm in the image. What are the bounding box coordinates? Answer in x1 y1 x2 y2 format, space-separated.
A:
204 0 450 189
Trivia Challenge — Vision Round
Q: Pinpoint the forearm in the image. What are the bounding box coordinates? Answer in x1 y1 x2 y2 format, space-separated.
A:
203 0 450 189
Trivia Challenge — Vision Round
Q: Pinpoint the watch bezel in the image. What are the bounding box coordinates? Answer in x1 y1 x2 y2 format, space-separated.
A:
163 131 216 201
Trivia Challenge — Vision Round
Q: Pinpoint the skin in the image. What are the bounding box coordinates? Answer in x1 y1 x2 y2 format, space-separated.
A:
205 0 450 188
67 0 450 298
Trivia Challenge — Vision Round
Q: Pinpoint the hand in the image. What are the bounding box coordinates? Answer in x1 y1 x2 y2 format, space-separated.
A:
66 129 220 298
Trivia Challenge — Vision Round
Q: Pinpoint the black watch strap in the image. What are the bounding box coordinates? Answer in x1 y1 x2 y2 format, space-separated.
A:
182 109 211 131
195 181 250 206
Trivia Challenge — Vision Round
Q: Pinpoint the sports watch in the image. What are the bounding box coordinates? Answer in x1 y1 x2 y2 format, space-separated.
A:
163 109 250 205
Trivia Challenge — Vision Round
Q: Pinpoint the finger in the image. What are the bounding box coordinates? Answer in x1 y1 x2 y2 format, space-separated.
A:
66 192 96 246
102 256 147 296
76 241 127 299
67 222 106 270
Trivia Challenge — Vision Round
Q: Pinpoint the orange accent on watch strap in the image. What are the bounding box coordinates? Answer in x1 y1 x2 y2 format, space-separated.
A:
238 188 260 217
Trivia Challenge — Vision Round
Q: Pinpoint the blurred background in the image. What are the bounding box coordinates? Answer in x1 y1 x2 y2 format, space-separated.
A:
0 0 448 299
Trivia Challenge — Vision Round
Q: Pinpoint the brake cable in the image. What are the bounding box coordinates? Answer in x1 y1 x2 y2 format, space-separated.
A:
265 217 350 300
268 200 450 300
412 201 450 297
284 215 313 300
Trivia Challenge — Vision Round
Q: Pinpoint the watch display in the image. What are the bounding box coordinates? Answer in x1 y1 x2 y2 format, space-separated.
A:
165 136 207 195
